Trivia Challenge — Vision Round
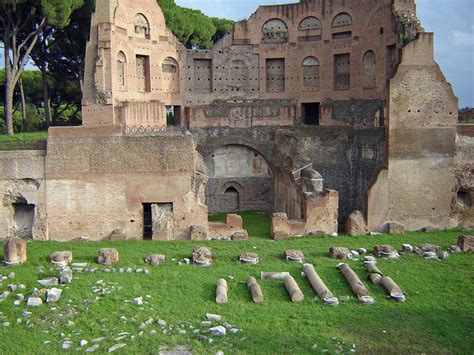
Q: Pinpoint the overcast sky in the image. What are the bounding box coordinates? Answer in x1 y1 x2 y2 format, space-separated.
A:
176 0 474 108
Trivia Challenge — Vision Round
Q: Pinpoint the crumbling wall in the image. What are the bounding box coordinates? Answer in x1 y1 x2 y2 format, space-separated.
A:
45 135 208 241
0 150 47 240
272 127 385 225
367 33 459 231
454 125 474 229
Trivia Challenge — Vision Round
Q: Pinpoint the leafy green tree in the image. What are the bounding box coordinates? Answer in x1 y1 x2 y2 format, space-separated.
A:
0 0 83 136
157 0 233 49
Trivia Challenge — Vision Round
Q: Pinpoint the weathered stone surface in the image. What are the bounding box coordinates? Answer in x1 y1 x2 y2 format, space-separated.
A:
50 251 73 264
284 250 304 263
37 278 59 286
239 252 259 265
457 235 474 252
345 211 368 236
402 244 414 253
415 244 441 254
144 254 166 266
388 223 405 234
329 247 352 260
373 245 398 258
247 276 264 303
3 236 27 265
98 248 119 265
192 246 212 266
208 326 226 337
283 275 304 302
215 279 228 304
231 231 249 241
59 269 73 284
27 297 42 307
46 288 62 303
190 225 208 240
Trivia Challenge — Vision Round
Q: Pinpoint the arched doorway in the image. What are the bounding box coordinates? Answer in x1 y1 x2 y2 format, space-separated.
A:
205 145 273 214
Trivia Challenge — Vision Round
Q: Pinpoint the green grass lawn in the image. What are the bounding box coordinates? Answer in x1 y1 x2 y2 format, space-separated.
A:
0 212 472 354
0 131 48 151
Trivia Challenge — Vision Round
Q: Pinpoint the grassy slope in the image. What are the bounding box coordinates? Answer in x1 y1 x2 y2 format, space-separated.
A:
0 131 48 151
0 213 472 354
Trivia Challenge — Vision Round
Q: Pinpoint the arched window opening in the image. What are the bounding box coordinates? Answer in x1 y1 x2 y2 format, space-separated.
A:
299 17 322 31
332 12 352 27
302 56 320 88
134 14 150 39
117 51 127 88
262 19 288 43
223 187 240 212
363 50 376 88
162 57 178 73
162 57 180 93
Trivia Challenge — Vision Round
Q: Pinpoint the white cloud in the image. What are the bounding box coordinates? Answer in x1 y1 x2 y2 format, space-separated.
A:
451 29 474 46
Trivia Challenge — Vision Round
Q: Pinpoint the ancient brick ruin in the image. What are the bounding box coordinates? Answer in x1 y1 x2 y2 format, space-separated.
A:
0 0 472 241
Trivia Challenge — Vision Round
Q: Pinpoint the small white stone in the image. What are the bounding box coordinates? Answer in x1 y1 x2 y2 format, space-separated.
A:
108 343 127 353
80 340 88 347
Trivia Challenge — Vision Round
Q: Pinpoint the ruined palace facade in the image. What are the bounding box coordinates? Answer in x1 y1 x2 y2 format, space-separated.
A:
0 0 472 241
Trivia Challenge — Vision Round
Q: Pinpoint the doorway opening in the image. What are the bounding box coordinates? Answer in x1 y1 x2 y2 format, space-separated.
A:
143 203 153 240
223 187 240 212
166 105 182 127
13 203 35 238
302 103 320 125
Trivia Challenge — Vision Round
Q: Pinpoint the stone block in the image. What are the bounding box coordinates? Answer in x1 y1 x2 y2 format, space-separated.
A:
415 244 441 254
231 231 248 241
226 214 243 229
457 235 474 252
192 246 212 266
50 251 73 264
373 245 399 258
345 210 368 236
329 246 351 260
144 254 166 266
98 248 119 265
190 225 208 240
284 250 304 263
3 236 27 265
388 223 405 234
239 252 259 264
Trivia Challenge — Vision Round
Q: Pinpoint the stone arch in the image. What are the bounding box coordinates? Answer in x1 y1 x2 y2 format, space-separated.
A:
332 12 352 27
117 51 127 88
298 16 322 31
262 19 288 43
205 144 274 214
134 13 150 39
162 57 179 93
363 50 376 88
302 56 320 88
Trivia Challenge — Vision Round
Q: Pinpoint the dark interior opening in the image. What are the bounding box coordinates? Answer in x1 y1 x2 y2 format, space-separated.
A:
302 103 320 125
143 203 153 240
13 203 35 239
166 106 182 127
457 190 472 208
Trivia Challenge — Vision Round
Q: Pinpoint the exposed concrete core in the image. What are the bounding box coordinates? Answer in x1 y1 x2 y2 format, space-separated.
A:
247 276 264 303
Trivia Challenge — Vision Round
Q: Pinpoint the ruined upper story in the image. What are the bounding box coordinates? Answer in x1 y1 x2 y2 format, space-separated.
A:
81 0 422 130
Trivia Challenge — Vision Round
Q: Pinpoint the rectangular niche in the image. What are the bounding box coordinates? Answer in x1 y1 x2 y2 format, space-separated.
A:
193 59 213 93
136 55 151 92
334 53 350 90
266 58 285 93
